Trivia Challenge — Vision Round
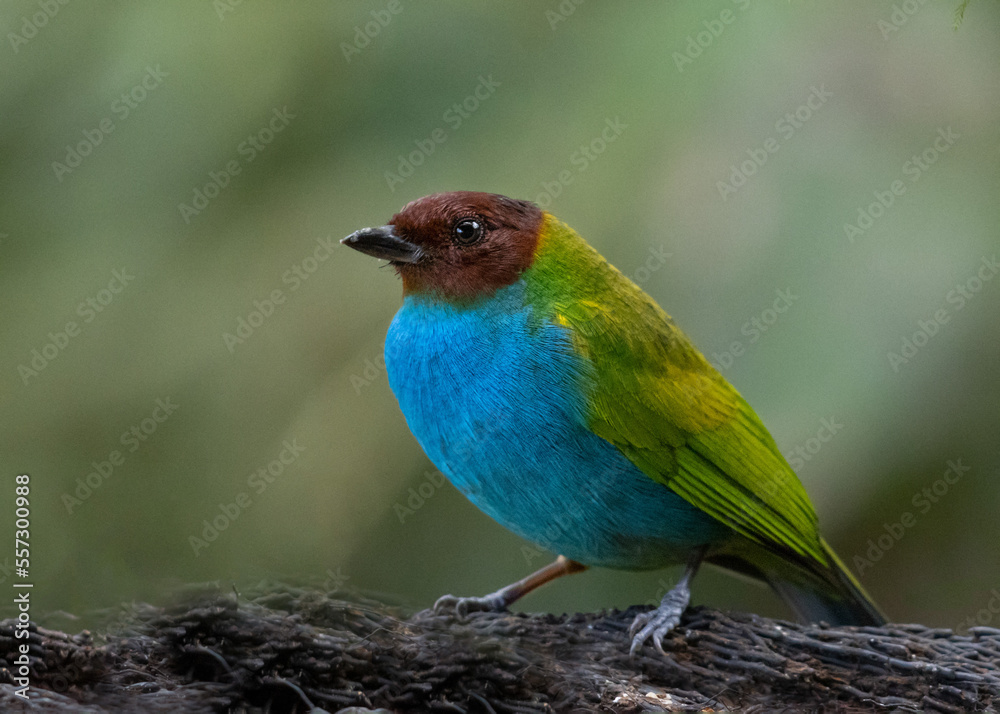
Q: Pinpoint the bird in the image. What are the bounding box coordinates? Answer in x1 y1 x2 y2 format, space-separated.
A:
341 191 885 654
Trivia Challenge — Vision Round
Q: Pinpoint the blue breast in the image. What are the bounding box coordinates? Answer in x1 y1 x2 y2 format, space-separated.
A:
384 281 728 569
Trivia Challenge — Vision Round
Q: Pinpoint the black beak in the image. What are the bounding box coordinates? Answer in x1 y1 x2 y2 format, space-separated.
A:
341 225 423 264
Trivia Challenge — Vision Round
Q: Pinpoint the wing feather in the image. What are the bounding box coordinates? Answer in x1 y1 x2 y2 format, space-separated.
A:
536 239 826 566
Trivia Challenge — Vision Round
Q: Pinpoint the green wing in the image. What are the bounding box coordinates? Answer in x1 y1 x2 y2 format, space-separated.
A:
527 219 828 568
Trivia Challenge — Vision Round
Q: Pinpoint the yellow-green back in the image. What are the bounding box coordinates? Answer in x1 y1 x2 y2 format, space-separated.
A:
523 213 828 570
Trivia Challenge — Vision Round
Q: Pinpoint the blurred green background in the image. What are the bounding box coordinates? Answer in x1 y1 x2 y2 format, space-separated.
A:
1 1 998 633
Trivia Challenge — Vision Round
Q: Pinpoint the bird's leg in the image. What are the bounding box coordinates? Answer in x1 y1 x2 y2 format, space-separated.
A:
628 546 707 656
434 555 587 617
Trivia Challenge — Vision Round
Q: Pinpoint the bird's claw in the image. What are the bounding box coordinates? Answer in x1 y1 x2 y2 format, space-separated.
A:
628 587 689 656
433 593 507 618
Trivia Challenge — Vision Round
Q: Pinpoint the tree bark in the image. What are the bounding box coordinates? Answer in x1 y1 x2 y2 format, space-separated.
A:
1 584 998 713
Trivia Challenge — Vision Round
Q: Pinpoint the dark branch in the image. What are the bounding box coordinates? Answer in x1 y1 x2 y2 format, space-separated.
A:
2 584 999 712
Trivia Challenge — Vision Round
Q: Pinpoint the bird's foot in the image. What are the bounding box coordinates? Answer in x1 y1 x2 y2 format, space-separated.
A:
433 592 508 618
628 581 691 655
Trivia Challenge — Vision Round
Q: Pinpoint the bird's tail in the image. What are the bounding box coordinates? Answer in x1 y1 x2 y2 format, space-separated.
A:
769 538 886 627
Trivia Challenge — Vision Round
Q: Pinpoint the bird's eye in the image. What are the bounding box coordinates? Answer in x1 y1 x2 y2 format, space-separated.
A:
453 218 484 245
